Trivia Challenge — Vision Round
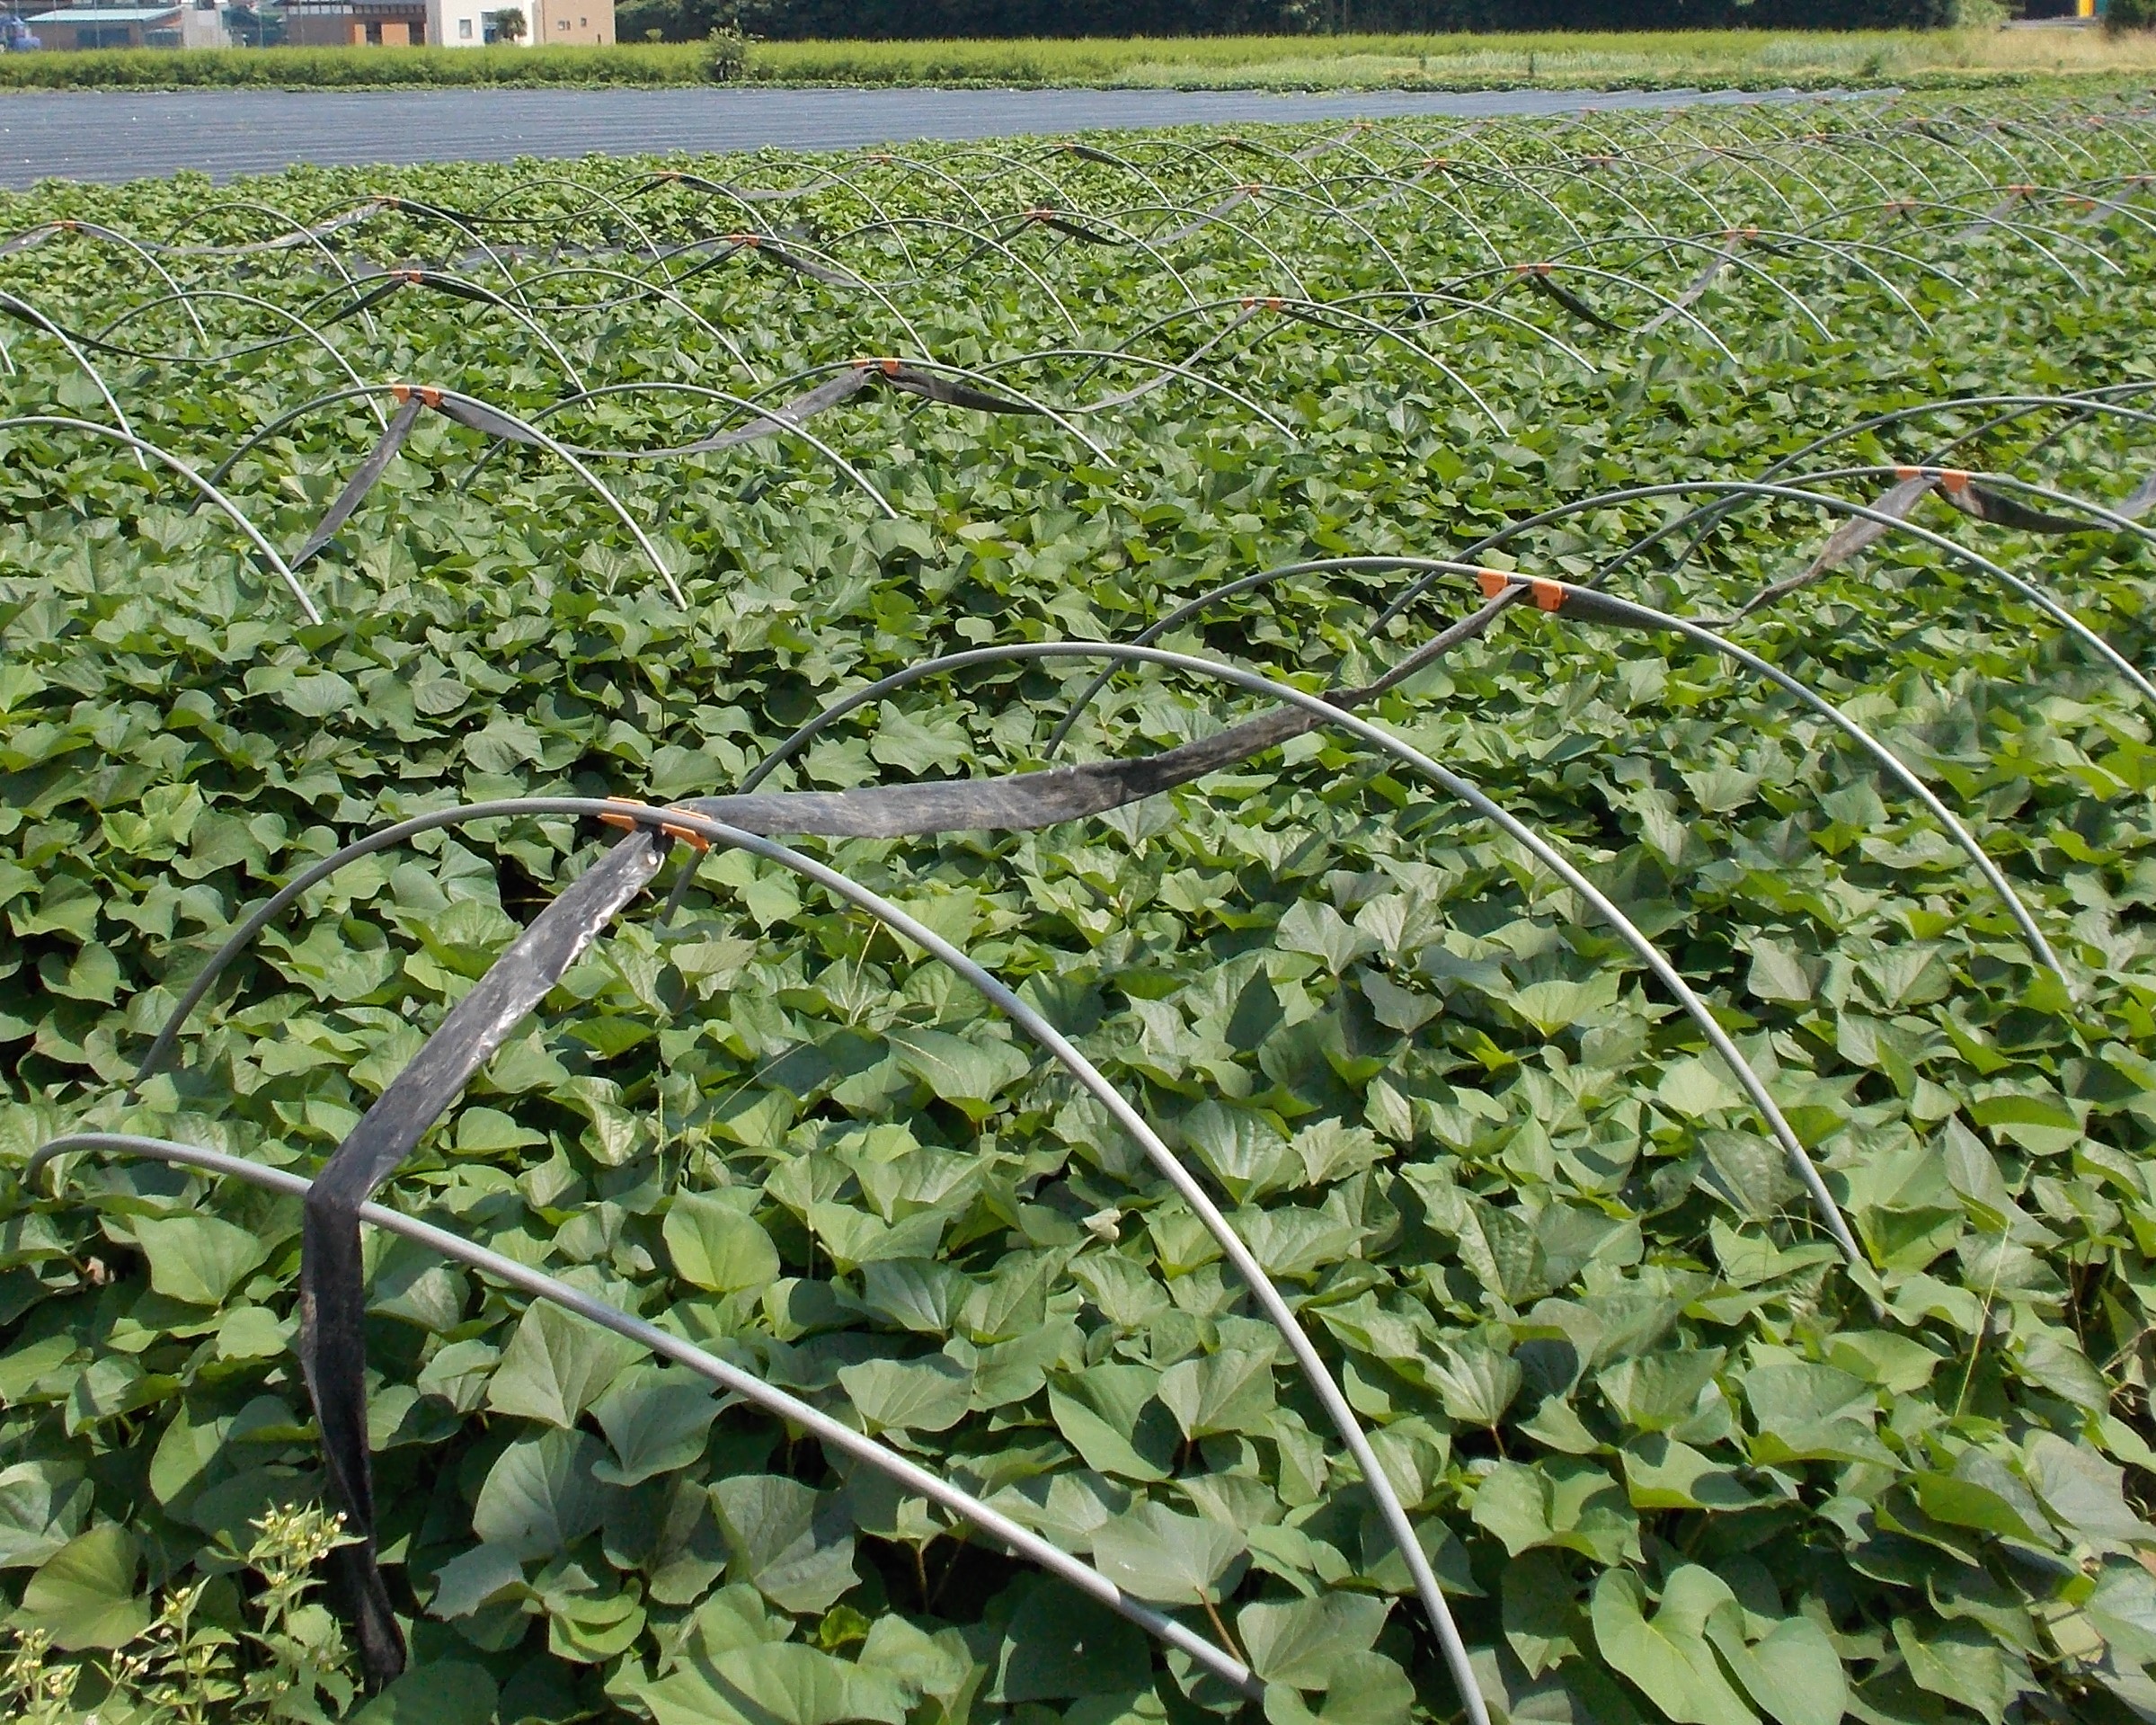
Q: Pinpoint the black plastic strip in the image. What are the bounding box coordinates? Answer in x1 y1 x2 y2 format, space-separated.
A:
299 830 664 1686
1947 478 2106 535
431 391 543 445
291 394 424 567
1525 271 1625 333
678 706 1318 839
880 364 1044 416
670 370 874 455
1719 473 1938 623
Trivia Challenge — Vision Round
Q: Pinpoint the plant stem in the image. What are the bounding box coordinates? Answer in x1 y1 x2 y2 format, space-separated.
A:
1201 1596 1246 1665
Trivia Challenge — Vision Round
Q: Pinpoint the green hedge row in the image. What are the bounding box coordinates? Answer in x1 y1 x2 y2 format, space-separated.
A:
688 0 1957 40
0 42 715 89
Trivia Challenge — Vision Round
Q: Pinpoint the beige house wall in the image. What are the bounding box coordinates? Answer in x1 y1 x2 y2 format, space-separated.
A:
533 0 612 44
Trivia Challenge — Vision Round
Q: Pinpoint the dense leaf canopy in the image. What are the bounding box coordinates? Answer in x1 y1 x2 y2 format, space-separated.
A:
1 90 2155 1725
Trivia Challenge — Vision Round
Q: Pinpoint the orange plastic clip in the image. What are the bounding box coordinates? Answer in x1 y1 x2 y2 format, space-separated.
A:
598 799 711 852
1476 570 1515 600
390 385 442 407
1938 469 1971 495
660 812 712 852
1530 579 1565 612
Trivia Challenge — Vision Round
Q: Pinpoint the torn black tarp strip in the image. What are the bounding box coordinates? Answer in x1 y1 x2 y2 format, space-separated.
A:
409 270 511 308
1523 271 1625 333
291 393 424 567
668 369 877 456
1641 236 1745 334
878 364 1044 416
321 277 407 326
743 237 867 289
175 201 387 255
1154 190 1253 245
660 364 1039 460
678 705 1323 840
1019 211 1127 247
299 830 664 1687
648 172 838 202
1943 476 2106 535
2119 471 2156 521
1716 473 1938 625
431 390 546 445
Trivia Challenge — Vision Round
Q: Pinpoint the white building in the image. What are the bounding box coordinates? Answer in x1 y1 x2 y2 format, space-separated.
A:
425 0 610 44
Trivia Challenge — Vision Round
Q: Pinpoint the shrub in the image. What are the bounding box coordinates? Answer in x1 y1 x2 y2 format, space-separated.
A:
708 21 749 76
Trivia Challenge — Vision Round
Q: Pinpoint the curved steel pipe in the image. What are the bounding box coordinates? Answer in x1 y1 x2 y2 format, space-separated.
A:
25 1133 1262 1702
732 645 1868 1293
118 790 1495 1722
1370 478 2156 708
0 414 319 622
1026 555 2067 982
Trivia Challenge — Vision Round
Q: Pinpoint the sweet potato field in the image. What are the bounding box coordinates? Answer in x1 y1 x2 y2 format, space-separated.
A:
3 93 2156 1725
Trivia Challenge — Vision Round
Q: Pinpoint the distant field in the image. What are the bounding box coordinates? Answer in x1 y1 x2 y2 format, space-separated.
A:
3 27 2156 93
750 27 2156 89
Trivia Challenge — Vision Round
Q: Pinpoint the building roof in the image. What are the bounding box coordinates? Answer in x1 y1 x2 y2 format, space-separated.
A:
24 6 182 19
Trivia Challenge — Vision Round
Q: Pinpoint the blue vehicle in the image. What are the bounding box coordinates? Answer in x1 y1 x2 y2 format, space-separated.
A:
0 12 41 48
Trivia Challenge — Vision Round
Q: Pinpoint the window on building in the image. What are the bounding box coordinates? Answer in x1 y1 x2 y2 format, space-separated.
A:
557 16 567 26
457 15 471 32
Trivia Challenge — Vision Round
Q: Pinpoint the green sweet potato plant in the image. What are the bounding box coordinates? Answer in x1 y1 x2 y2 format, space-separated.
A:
0 95 2155 1725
